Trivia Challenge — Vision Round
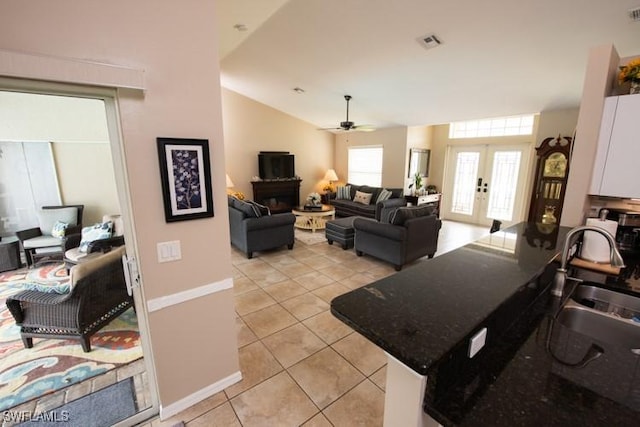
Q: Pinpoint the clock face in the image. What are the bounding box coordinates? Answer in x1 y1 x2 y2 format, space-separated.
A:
543 153 567 178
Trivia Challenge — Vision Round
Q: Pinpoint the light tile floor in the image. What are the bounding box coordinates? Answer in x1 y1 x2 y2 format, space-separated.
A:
139 219 487 427
2 219 486 426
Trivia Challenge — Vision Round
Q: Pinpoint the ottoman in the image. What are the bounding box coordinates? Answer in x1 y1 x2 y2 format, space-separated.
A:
325 216 357 250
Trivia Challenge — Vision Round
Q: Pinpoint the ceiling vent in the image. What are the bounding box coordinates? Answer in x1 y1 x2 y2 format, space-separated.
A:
420 34 441 50
629 7 640 22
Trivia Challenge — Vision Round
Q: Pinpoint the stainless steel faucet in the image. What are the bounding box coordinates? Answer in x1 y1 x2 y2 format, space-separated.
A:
551 225 626 297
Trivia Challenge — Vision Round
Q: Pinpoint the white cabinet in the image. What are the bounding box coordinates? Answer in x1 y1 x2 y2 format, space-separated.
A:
590 94 640 198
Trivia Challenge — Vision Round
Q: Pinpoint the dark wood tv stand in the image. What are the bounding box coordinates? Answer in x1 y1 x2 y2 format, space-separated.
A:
251 179 302 214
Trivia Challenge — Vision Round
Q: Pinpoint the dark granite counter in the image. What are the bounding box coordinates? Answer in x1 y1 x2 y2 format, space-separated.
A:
331 222 640 426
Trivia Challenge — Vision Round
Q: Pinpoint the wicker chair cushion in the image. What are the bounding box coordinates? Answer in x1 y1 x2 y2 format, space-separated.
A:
22 235 63 249
37 207 78 235
78 221 113 253
69 246 126 289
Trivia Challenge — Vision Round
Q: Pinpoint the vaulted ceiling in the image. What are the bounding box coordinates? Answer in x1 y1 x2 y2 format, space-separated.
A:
216 0 640 131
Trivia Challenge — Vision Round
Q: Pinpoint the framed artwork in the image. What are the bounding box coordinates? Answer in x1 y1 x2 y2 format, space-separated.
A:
157 138 214 222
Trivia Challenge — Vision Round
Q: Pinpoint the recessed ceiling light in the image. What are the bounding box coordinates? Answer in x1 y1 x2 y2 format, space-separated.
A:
293 87 305 94
233 24 248 32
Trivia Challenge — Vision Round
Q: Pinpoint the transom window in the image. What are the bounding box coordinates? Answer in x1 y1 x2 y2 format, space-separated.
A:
348 146 383 186
449 114 535 139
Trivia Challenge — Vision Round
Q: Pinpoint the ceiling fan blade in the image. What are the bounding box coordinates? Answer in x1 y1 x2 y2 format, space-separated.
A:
352 124 376 132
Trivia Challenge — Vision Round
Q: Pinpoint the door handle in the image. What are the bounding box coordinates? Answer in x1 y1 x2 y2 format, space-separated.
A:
483 183 488 193
477 177 483 192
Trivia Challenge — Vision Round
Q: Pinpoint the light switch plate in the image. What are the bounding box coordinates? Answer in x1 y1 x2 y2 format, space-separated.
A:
468 327 487 358
157 240 181 263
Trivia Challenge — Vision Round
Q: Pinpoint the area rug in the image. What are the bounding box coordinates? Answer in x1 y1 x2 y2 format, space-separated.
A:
16 377 136 426
294 229 328 245
0 264 143 411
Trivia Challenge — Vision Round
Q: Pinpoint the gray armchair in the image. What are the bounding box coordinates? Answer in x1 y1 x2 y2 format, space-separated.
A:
16 205 84 266
354 205 441 271
228 197 295 258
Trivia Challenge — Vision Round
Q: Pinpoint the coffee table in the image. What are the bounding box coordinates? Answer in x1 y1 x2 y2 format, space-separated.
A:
292 205 335 233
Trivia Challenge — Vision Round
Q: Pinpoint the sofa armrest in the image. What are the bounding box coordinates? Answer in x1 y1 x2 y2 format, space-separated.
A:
376 197 408 221
245 213 295 232
63 233 82 251
353 217 405 241
16 227 42 242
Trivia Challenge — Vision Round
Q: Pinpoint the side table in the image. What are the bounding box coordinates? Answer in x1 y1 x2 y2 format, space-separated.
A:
0 237 22 272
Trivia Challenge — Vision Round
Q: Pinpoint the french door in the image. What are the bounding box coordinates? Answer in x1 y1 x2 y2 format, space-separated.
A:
443 144 531 227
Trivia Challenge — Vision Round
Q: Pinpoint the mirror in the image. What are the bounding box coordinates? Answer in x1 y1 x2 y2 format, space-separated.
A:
408 148 430 178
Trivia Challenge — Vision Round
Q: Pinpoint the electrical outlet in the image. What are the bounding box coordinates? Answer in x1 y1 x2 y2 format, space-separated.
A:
468 327 487 358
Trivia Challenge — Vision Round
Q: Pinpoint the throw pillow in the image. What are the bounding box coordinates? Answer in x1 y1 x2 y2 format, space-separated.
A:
336 185 351 200
353 190 373 205
22 281 71 295
376 188 393 203
51 221 68 238
390 206 435 226
247 200 271 216
78 221 113 253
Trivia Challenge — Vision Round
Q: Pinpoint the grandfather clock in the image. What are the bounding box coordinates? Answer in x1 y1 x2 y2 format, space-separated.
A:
527 135 572 225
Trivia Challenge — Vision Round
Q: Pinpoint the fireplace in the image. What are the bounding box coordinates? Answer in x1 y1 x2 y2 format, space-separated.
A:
251 179 302 214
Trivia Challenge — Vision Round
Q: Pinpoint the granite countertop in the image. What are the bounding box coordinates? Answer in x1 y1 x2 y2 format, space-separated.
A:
330 222 640 426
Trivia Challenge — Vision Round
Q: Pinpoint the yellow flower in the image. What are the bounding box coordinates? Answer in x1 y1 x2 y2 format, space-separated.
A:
619 58 640 84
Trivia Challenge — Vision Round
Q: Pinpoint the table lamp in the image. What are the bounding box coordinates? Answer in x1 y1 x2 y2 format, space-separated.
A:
323 169 339 193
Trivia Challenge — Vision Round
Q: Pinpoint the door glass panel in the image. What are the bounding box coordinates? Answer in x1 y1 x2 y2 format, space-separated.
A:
486 151 521 221
451 152 479 215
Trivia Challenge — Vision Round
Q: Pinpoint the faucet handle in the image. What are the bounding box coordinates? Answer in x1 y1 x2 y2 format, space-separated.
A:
599 209 609 221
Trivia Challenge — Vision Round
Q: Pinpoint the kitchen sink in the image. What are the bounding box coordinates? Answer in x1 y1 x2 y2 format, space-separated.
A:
556 284 640 352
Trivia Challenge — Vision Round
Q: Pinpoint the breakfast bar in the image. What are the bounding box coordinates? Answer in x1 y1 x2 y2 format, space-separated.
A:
331 222 640 426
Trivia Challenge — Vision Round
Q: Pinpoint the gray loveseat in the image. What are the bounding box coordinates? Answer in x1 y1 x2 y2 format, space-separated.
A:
228 196 295 258
354 205 441 271
329 184 404 218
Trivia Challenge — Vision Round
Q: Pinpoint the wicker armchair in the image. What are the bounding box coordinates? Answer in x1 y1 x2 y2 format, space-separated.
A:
5 246 133 352
15 205 84 266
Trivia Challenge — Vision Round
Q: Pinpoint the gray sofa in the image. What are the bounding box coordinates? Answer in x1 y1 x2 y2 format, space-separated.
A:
354 205 441 271
329 184 404 218
228 196 295 258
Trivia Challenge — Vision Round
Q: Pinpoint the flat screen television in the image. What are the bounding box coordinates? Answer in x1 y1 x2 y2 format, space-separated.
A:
258 152 295 179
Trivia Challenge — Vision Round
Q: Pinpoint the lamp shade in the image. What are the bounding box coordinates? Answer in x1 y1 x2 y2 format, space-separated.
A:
225 174 235 188
323 169 339 182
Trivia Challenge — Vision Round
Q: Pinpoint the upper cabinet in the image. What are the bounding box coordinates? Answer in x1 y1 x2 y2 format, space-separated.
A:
589 94 640 198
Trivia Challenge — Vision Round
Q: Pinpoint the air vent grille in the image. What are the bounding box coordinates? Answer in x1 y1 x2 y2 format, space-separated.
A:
420 34 441 50
629 7 640 22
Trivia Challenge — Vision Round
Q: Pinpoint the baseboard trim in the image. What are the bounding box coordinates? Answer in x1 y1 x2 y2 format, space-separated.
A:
146 277 233 312
159 371 242 420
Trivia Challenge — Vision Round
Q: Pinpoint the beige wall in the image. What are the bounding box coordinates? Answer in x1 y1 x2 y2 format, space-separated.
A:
52 142 120 225
0 91 109 142
221 88 335 198
335 126 408 189
0 0 239 415
562 44 620 226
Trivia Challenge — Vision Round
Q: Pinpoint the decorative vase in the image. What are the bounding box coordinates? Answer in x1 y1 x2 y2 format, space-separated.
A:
631 81 640 95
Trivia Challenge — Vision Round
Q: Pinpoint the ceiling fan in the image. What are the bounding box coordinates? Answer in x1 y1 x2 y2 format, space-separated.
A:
319 95 375 132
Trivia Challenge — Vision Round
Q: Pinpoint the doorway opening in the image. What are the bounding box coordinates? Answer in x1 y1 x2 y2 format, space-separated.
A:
0 83 157 425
